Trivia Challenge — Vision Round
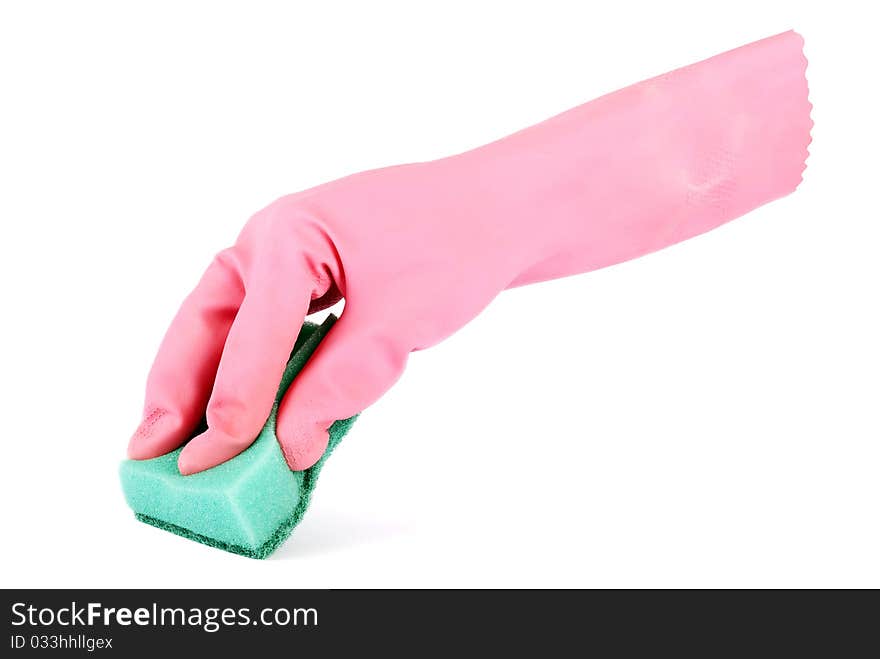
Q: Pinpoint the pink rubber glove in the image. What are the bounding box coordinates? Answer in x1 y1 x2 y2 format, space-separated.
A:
128 31 811 475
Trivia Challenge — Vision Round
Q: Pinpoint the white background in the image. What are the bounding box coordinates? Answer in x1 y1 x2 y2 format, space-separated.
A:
1 1 878 588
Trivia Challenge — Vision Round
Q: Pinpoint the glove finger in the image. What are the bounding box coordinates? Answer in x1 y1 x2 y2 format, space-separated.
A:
177 258 312 475
277 310 410 470
128 250 244 460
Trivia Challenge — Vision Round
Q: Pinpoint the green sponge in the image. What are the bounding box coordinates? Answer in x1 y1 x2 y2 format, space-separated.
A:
119 315 355 559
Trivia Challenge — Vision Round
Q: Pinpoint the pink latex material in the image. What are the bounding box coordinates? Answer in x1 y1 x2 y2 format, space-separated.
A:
129 31 812 474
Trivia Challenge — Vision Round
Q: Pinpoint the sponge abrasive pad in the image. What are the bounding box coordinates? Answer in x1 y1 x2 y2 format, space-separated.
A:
119 315 355 559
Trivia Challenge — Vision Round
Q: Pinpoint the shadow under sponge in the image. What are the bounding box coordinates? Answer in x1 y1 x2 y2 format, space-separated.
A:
119 315 356 559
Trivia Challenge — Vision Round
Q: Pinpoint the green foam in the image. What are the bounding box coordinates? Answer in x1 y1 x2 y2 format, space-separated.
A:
119 315 356 559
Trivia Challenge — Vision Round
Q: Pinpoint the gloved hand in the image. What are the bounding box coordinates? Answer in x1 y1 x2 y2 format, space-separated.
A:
128 30 811 475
